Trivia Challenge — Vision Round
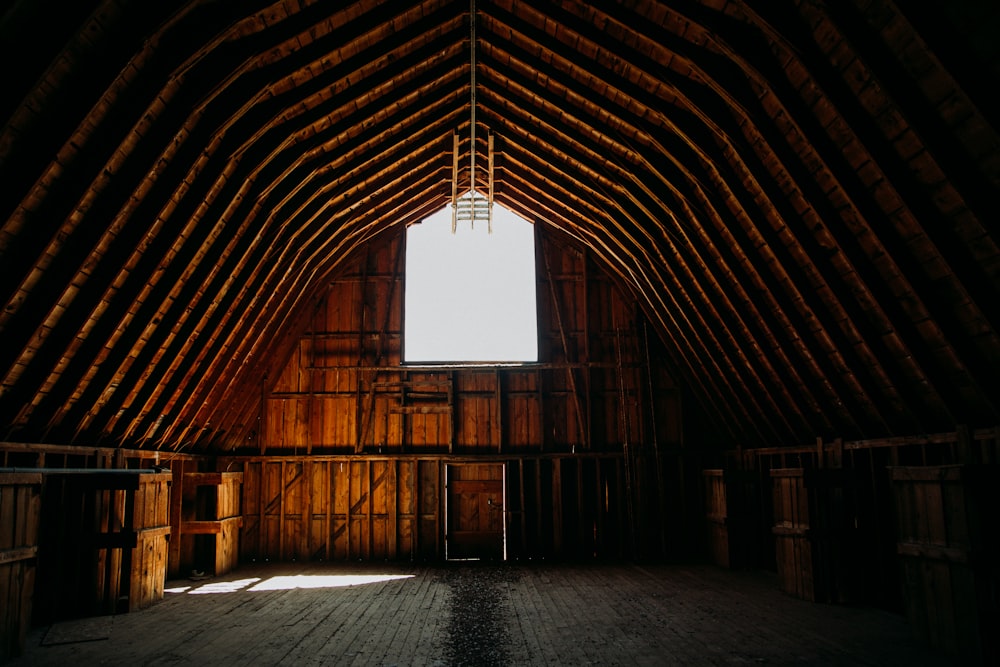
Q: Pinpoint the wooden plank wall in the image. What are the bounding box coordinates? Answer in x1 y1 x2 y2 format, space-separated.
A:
228 453 643 562
128 473 171 611
236 457 418 562
0 473 41 661
715 427 1000 609
770 469 816 601
262 227 683 458
702 470 730 568
0 443 205 582
176 472 243 577
31 471 172 622
214 474 243 574
248 225 688 561
888 464 1000 664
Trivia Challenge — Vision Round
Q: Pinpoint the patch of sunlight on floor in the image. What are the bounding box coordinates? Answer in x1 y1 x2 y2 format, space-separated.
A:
247 573 415 591
186 577 262 594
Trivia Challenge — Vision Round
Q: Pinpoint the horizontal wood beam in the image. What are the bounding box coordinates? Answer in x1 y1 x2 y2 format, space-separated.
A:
389 406 451 415
183 472 244 486
182 518 243 535
0 546 37 565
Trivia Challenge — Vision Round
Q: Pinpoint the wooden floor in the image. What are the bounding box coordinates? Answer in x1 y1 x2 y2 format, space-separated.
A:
12 562 956 666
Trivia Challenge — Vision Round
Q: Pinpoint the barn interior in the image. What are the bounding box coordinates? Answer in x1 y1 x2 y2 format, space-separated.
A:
1 0 998 663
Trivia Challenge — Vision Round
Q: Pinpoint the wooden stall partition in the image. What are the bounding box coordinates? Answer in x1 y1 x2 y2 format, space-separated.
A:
236 456 444 563
0 473 42 660
703 468 765 569
128 472 172 611
179 472 243 576
809 469 862 604
740 428 1000 612
395 459 417 559
770 468 859 603
417 459 443 560
703 470 732 567
500 454 627 562
771 469 814 600
234 453 641 564
33 470 171 623
889 465 1000 664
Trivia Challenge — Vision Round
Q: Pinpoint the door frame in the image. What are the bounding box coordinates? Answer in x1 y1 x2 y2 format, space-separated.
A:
445 462 507 561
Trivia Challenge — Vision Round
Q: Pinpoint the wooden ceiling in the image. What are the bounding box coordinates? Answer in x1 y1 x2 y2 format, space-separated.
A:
1 0 998 451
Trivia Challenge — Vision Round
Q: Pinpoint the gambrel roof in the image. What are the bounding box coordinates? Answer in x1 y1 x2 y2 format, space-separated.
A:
1 0 998 450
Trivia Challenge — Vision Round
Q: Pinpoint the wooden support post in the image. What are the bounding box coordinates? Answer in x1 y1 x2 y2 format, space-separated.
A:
577 458 585 550
503 462 511 559
541 235 588 450
169 461 185 577
367 461 374 559
303 461 312 560
119 484 136 612
518 458 527 557
388 460 398 559
278 461 285 561
536 369 546 454
325 461 332 560
438 461 445 558
100 488 115 611
594 458 604 555
257 462 265 559
643 318 667 554
552 458 563 556
346 459 353 559
411 461 419 560
615 317 636 558
535 460 544 556
616 457 626 558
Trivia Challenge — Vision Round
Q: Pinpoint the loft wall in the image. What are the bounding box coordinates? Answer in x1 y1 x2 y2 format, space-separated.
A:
260 224 683 455
229 223 694 561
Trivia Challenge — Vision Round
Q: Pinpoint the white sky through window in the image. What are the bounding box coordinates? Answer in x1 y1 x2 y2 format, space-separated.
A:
404 201 538 362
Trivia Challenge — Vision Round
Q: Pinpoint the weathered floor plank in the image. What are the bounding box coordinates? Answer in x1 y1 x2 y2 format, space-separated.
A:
10 561 956 666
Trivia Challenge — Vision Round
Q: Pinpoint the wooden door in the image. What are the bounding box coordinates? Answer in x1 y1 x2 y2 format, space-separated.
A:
447 464 504 560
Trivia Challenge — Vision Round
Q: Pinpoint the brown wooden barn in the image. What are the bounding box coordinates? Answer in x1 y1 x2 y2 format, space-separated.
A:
1 1 998 664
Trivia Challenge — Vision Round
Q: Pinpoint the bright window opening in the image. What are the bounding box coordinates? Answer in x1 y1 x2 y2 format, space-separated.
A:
404 199 538 363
